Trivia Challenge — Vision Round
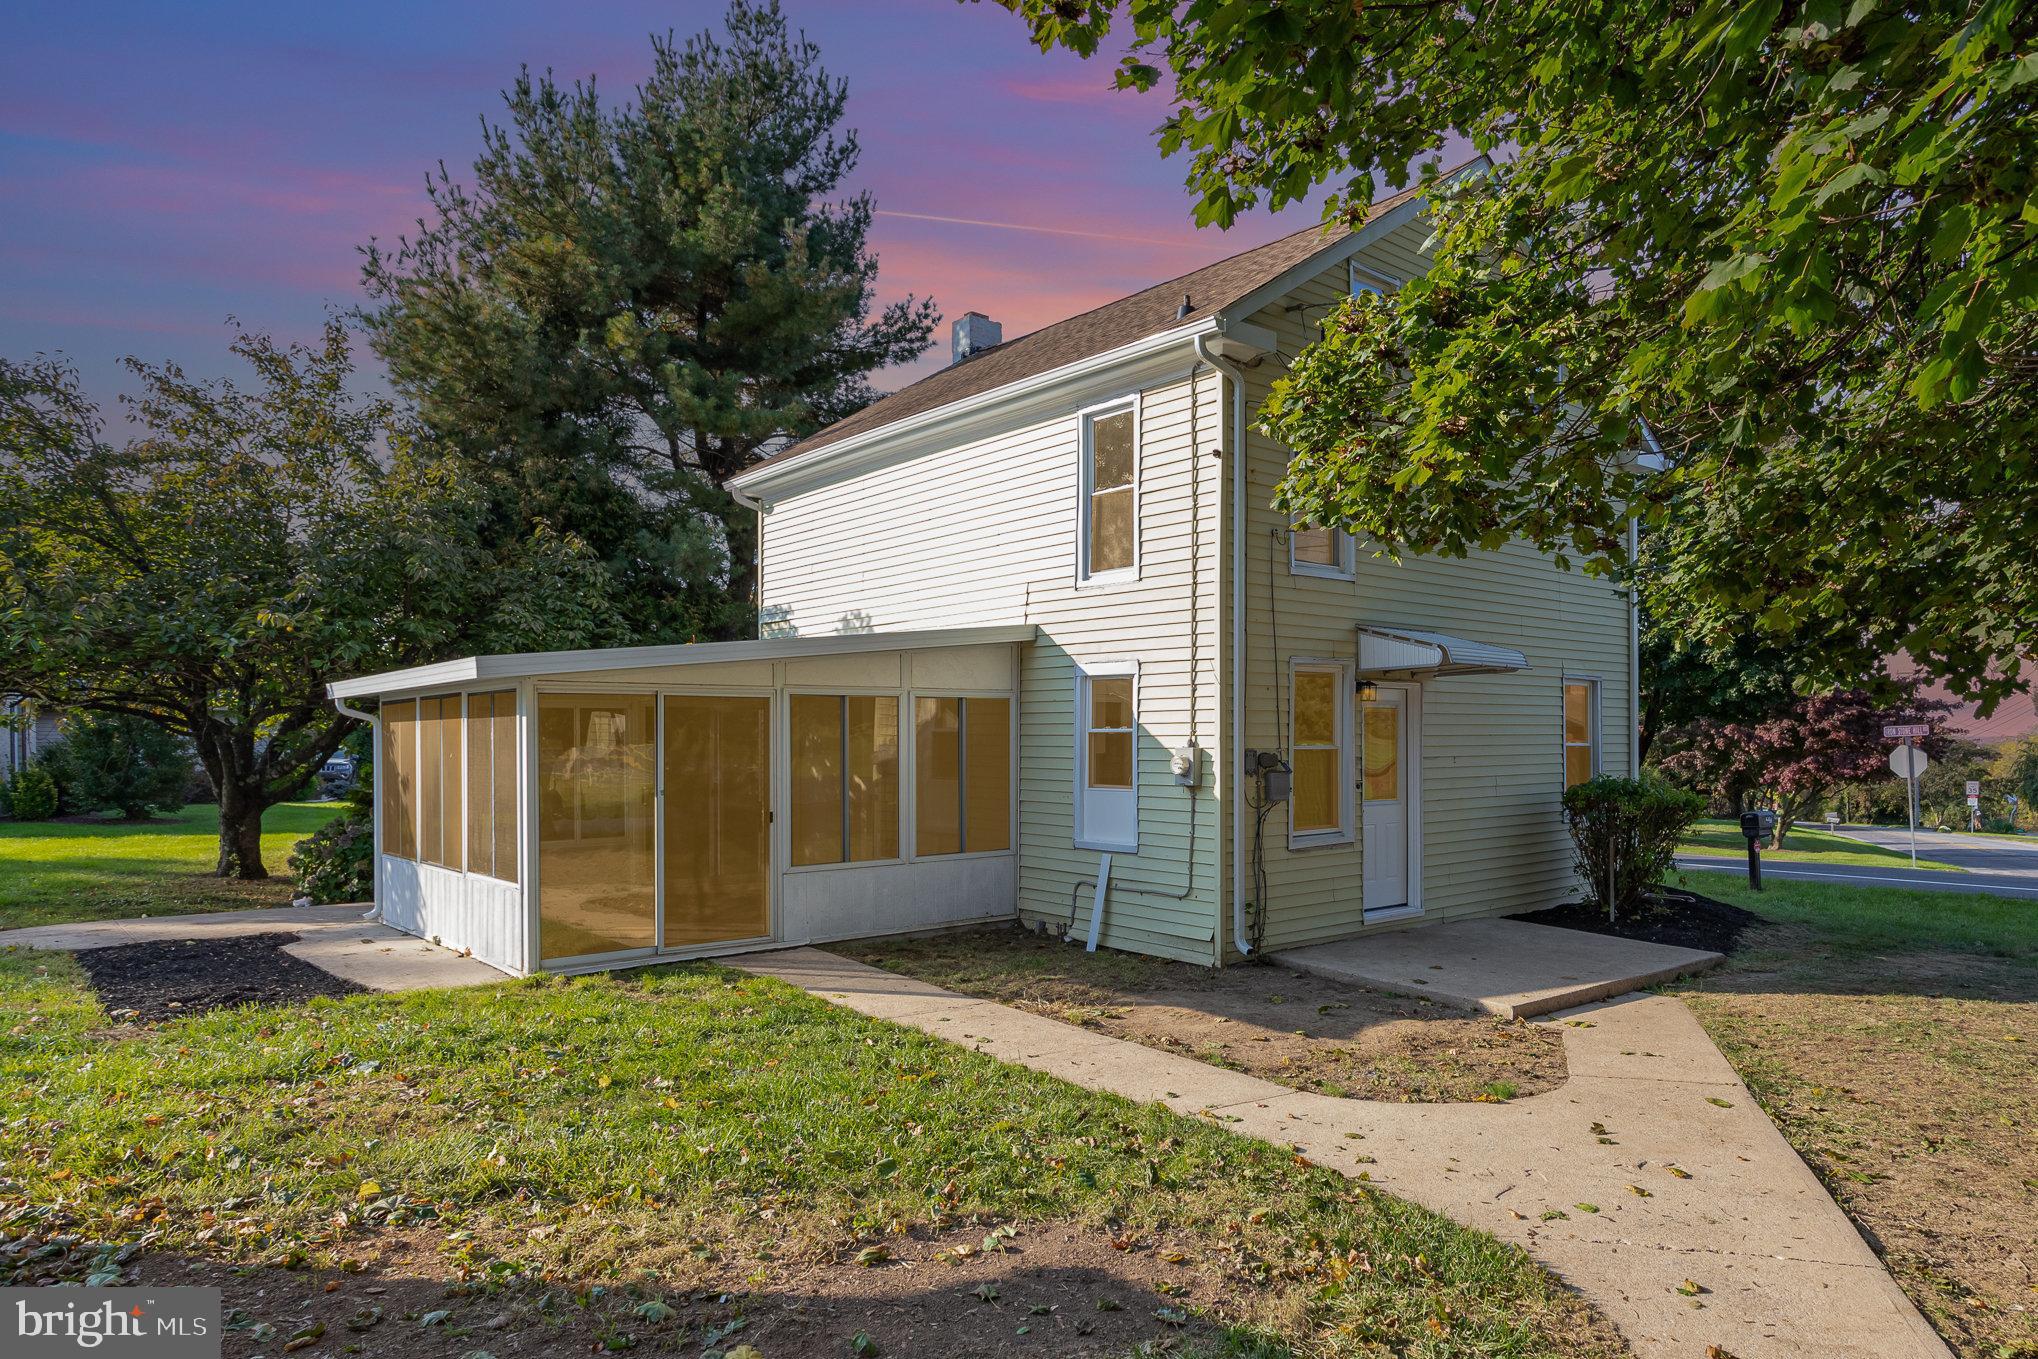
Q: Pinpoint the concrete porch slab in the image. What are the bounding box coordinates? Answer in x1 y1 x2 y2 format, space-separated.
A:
1272 918 1722 1019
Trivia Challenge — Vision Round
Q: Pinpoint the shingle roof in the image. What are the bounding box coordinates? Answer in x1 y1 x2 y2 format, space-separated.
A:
746 182 1428 477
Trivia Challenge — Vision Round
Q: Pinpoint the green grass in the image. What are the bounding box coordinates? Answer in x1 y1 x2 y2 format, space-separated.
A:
1674 870 2038 960
0 955 1617 1357
1678 818 1961 871
0 802 342 930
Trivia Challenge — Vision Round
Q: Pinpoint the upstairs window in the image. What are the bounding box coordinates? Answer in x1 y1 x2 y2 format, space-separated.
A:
1563 679 1600 788
790 694 901 865
1080 404 1137 580
1290 524 1353 578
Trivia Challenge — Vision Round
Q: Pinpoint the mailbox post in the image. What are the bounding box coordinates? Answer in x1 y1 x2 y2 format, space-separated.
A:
1739 809 1774 890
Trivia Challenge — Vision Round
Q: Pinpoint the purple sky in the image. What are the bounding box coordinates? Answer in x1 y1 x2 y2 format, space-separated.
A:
0 0 1346 412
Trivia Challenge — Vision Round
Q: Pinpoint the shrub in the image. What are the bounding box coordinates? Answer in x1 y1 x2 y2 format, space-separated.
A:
26 741 79 816
5 764 60 821
289 810 373 904
58 713 192 820
1562 775 1705 921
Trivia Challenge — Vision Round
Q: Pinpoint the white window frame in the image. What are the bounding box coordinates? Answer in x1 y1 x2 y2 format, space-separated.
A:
1288 659 1354 849
1561 676 1602 788
1073 660 1139 852
1348 259 1400 297
1075 396 1140 587
1288 524 1355 580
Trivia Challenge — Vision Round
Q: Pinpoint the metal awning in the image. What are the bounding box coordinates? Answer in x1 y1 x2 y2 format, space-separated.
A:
1356 624 1529 678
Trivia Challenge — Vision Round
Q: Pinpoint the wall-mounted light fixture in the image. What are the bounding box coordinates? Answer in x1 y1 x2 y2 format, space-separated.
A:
1356 679 1378 703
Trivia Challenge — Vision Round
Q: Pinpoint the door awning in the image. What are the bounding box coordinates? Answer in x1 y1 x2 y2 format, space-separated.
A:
1356 624 1529 678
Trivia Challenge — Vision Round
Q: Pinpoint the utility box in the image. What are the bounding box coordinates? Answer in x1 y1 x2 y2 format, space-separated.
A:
1169 743 1203 788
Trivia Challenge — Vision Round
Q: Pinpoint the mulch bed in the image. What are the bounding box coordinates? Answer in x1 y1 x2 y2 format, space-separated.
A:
73 932 364 1022
1516 886 1759 955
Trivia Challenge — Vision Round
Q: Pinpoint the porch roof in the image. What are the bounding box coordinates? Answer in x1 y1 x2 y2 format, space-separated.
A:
327 624 1038 702
1356 624 1529 679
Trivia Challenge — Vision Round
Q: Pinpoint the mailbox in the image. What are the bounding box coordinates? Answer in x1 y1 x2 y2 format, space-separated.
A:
1739 809 1775 841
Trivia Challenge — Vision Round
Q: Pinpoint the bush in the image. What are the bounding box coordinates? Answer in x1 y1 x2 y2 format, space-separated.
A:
25 741 79 816
1562 775 1705 921
5 764 60 821
58 713 192 820
289 810 374 904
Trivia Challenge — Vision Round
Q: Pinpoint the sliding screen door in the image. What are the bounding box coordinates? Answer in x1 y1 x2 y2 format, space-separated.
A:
537 693 656 960
662 695 772 947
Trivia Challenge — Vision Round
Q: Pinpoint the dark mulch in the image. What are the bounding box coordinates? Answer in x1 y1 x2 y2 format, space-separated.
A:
1517 886 1759 955
73 932 364 1022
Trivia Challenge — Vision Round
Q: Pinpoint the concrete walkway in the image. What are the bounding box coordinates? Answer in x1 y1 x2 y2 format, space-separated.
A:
1273 918 1722 1018
737 947 1948 1359
0 905 509 992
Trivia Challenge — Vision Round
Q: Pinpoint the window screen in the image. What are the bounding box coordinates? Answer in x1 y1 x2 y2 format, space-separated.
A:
465 690 518 882
914 696 1011 856
1291 669 1342 834
1563 681 1599 789
381 698 418 859
1084 676 1134 789
791 694 900 866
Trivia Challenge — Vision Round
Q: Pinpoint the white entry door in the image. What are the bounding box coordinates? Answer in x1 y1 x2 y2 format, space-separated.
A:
1359 686 1413 914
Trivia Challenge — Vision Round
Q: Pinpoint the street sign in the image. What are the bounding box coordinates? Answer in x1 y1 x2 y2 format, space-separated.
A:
1968 795 1981 807
1883 723 1930 739
1889 745 1931 779
1966 780 1982 796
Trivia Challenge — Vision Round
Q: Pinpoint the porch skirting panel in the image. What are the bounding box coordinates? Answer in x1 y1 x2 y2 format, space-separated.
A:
780 854 1016 945
377 855 524 975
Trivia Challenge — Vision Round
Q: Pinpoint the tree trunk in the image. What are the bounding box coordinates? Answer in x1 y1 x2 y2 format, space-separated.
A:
719 493 760 637
215 783 270 880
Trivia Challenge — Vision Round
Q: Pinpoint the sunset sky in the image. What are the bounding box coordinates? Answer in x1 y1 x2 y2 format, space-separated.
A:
0 0 1346 411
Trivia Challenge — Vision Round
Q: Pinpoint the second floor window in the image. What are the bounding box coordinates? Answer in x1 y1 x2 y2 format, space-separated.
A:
1290 525 1353 577
1081 404 1136 579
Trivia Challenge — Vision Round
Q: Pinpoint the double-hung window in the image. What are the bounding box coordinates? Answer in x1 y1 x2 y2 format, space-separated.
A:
913 696 1012 856
1290 523 1353 578
1079 403 1137 581
1290 663 1351 844
1074 663 1137 850
790 694 901 865
1562 679 1601 789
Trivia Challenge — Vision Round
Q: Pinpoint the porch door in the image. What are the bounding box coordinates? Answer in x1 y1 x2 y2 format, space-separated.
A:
661 695 772 947
1359 686 1411 913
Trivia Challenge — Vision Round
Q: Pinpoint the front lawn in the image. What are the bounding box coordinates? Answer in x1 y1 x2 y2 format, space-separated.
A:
1666 874 2037 1359
0 951 1624 1358
0 802 341 930
1677 818 1961 871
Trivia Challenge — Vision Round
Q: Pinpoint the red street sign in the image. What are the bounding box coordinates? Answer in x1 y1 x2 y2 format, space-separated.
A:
1883 723 1930 739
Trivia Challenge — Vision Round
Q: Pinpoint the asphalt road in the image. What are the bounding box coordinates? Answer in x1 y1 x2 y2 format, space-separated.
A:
1830 823 2038 875
1674 838 2038 900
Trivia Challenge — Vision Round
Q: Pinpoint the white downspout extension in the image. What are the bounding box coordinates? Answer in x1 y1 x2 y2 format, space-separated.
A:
1195 332 1253 959
332 697 381 921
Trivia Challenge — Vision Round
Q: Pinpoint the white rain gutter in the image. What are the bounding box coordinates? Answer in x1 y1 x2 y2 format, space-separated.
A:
331 696 381 921
1194 331 1253 959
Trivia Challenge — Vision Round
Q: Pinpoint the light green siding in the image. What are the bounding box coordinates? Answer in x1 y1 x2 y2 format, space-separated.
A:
1224 230 1637 954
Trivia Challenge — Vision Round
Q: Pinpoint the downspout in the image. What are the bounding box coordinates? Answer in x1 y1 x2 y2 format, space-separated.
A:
332 697 380 921
1628 518 1641 778
1195 332 1253 959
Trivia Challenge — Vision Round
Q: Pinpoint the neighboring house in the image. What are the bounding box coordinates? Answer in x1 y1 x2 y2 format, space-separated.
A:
329 171 1637 976
1 695 62 784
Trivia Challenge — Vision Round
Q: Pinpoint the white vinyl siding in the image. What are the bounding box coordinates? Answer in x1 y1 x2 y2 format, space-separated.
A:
753 367 1225 964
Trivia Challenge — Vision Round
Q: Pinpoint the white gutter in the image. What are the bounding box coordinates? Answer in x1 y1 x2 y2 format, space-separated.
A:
332 696 381 921
1195 332 1253 959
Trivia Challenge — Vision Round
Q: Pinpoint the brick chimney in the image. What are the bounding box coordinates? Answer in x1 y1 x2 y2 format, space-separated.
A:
950 312 1001 365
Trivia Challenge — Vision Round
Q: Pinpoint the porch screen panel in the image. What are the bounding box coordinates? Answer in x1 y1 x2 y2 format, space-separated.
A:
420 696 462 871
791 694 900 865
663 695 771 946
381 698 418 859
465 690 518 882
538 693 655 959
1291 670 1340 833
914 698 962 857
963 698 1011 852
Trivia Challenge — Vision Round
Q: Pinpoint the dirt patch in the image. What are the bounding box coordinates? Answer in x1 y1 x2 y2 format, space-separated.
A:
72 932 363 1022
40 1223 1256 1358
838 927 1565 1103
1517 887 1758 955
1677 928 2038 1358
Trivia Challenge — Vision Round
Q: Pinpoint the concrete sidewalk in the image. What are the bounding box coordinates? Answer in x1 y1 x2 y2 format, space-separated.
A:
0 905 509 992
739 947 1948 1359
1272 918 1722 1018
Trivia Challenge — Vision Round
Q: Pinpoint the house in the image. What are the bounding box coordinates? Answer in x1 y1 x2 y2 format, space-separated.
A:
328 174 1636 976
1 695 62 785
